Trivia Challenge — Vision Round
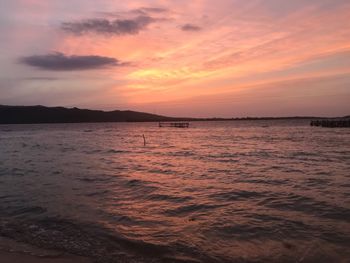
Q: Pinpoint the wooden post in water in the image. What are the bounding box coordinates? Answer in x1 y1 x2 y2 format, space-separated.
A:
142 134 146 146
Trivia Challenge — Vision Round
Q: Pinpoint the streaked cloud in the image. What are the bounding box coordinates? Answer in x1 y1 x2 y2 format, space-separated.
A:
20 52 125 71
131 7 169 15
23 77 59 81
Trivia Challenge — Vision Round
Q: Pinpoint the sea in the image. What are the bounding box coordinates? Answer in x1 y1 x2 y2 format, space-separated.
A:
0 120 349 263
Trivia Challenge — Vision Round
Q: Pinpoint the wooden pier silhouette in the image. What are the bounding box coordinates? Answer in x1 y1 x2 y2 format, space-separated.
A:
159 122 190 128
310 118 350 128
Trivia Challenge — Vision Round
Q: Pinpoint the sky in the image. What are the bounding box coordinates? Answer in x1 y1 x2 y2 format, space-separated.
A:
0 0 349 117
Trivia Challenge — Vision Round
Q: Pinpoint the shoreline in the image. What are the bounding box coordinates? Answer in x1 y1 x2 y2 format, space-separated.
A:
0 236 92 263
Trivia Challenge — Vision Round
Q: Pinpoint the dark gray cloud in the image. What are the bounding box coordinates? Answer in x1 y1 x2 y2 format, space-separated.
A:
20 52 125 71
181 24 202 31
62 15 157 36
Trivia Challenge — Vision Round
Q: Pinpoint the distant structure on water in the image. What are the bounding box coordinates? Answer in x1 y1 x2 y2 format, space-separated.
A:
159 122 190 128
311 118 350 128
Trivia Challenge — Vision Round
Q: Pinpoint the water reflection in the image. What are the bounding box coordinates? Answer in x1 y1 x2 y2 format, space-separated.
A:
0 120 349 262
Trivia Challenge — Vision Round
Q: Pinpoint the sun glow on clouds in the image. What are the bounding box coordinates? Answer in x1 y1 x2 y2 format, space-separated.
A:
0 0 350 116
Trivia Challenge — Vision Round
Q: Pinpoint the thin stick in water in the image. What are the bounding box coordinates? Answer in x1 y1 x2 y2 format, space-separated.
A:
142 134 146 146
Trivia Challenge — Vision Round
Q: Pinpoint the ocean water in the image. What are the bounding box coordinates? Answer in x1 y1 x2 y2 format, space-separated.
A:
0 120 349 263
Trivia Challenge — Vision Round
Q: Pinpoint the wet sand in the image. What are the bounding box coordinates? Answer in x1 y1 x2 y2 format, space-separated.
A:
0 251 92 263
0 236 92 263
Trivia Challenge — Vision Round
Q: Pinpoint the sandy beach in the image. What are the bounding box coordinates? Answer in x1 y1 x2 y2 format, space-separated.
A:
0 236 92 263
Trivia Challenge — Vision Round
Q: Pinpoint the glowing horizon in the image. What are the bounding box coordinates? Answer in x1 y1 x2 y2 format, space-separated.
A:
0 0 349 117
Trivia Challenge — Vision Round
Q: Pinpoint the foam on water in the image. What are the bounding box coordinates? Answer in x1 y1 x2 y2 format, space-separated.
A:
0 120 349 262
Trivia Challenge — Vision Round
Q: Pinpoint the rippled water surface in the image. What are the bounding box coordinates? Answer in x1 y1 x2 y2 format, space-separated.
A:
0 121 349 262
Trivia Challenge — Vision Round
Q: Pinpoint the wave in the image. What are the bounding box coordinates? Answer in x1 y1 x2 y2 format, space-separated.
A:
209 190 268 201
259 193 350 221
164 203 223 216
0 217 211 263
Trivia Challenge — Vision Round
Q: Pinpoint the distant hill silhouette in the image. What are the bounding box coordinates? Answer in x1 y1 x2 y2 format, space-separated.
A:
0 105 347 124
0 105 182 124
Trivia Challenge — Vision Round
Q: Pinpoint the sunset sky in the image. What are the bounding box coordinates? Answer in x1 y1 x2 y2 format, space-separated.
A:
0 0 349 117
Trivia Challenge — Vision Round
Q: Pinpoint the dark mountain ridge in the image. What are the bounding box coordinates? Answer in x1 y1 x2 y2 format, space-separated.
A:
0 105 181 124
0 105 348 124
